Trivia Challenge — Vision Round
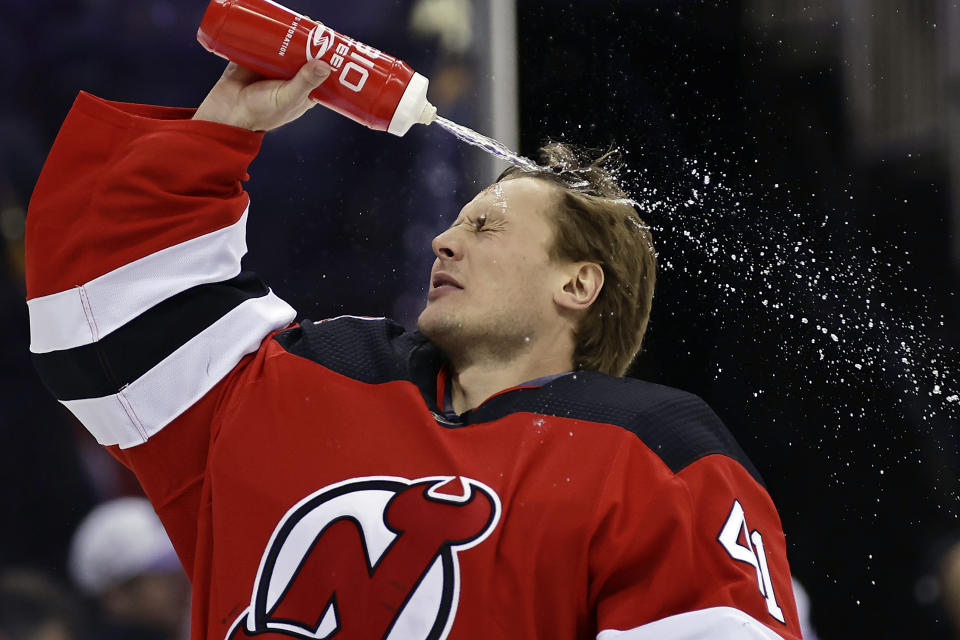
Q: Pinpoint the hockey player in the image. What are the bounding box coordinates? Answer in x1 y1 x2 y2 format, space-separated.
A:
26 60 804 639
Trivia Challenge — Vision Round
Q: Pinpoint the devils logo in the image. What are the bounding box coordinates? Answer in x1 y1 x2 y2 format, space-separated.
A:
225 476 501 640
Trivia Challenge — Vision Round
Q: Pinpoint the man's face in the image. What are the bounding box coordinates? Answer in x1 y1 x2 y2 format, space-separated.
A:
417 177 568 364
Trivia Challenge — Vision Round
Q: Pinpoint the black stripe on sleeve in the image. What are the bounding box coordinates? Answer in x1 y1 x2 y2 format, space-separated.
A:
32 272 269 401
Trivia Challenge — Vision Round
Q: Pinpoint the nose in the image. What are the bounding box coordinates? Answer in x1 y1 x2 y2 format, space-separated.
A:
431 227 463 261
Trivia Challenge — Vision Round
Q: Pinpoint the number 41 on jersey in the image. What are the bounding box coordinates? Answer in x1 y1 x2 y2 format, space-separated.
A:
718 499 786 623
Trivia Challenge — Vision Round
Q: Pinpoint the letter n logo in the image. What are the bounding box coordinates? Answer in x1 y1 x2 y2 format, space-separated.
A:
225 476 501 639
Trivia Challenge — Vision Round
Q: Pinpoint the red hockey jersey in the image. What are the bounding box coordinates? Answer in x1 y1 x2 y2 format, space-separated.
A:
26 92 803 640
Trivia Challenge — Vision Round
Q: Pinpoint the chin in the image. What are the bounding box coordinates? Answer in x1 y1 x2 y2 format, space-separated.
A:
417 304 472 351
417 303 452 338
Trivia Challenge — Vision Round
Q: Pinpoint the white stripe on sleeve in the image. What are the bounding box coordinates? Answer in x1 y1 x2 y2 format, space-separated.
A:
28 207 250 354
597 607 789 640
61 290 295 448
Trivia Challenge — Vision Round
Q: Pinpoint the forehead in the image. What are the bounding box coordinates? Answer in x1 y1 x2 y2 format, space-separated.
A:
465 176 558 221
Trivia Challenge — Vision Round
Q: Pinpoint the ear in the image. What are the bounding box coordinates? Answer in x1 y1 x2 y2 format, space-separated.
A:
554 262 604 311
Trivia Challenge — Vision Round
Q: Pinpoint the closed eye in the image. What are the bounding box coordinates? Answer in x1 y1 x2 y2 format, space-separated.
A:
450 211 498 233
451 214 488 232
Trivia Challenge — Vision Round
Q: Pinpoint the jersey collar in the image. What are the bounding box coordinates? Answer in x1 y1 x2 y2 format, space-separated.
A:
405 331 574 427
434 363 572 425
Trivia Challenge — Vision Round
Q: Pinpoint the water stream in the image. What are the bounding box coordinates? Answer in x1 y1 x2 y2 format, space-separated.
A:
434 116 540 173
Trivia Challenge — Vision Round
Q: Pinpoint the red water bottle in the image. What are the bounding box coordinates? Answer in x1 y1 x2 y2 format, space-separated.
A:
197 0 437 136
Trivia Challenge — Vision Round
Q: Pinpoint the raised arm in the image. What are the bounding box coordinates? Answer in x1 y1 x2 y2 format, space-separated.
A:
25 61 329 569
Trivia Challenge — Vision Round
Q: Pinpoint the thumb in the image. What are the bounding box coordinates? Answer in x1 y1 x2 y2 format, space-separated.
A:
285 60 332 102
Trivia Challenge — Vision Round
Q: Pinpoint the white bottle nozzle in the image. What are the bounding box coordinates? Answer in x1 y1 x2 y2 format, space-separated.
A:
420 102 438 125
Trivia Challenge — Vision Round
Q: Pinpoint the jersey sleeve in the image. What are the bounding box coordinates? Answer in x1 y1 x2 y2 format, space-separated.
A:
588 440 803 639
25 92 296 570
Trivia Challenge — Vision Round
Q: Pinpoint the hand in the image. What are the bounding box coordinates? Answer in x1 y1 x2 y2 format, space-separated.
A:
192 60 332 132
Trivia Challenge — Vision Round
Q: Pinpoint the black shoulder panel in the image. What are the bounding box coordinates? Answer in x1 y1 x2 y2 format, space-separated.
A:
272 321 762 486
272 316 424 384
473 371 765 486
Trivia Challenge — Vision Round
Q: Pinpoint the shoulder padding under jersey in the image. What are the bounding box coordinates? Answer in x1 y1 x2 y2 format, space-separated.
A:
272 316 763 484
508 372 765 484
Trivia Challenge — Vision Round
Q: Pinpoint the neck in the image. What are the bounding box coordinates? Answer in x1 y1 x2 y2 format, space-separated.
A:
447 346 572 415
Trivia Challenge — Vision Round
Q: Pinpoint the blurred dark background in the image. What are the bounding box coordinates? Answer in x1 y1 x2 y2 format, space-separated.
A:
2 0 959 638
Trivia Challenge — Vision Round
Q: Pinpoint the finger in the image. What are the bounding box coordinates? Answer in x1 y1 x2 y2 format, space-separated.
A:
221 61 264 86
278 60 332 105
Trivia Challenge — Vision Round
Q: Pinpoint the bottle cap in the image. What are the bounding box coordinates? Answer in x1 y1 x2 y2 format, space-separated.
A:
388 72 432 136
